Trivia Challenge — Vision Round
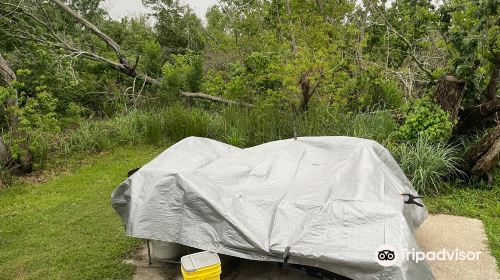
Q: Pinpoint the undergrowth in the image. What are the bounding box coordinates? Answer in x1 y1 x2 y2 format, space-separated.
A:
2 103 466 195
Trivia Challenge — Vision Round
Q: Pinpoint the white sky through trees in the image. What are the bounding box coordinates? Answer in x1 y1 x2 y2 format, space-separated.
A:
100 0 218 21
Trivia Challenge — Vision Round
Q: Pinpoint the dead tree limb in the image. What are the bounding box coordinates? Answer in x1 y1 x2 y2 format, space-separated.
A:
50 0 126 62
464 124 500 186
46 0 247 106
454 97 500 135
284 0 297 54
181 92 254 107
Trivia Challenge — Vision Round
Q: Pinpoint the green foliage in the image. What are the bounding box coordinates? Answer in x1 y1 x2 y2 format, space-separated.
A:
337 69 405 111
393 137 462 194
1 70 60 167
0 0 497 191
143 0 205 54
143 41 163 78
438 0 499 102
202 52 284 104
162 53 203 95
396 97 454 142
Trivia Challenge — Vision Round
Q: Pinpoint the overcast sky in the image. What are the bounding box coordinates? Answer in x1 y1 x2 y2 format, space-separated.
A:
100 0 444 22
100 0 218 21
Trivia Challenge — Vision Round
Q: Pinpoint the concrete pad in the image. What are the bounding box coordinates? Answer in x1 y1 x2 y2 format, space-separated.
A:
126 214 499 280
123 247 317 280
415 214 499 280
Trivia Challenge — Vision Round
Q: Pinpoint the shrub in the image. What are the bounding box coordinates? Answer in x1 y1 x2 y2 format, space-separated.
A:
1 72 61 168
161 53 204 95
393 137 463 194
396 97 454 142
143 41 163 78
359 77 405 110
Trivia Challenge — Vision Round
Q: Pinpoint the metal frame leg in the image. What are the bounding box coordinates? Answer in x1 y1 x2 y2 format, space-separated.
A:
146 239 152 265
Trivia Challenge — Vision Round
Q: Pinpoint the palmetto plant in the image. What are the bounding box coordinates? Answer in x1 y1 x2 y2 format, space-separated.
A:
395 137 463 194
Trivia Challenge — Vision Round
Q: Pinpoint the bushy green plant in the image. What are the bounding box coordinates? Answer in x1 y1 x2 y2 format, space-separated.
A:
358 77 405 110
396 97 454 142
0 70 61 168
393 137 463 194
143 41 163 78
161 53 204 95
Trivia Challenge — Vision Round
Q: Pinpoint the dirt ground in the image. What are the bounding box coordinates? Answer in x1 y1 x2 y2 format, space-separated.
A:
124 214 499 280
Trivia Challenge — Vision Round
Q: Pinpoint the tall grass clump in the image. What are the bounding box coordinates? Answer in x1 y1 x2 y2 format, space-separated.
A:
60 103 215 154
160 105 212 141
393 137 463 194
297 106 353 137
352 111 397 143
3 101 466 196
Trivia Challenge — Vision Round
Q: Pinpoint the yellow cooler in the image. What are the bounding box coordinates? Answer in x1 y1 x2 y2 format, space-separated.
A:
181 251 221 280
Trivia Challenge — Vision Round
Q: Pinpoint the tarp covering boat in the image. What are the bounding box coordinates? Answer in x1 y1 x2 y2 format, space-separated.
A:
112 136 433 279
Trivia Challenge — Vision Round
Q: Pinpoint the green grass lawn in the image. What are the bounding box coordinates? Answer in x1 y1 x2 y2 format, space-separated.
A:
0 144 498 279
0 145 162 280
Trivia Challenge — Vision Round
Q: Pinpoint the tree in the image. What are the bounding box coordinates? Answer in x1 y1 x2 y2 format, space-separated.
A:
143 0 205 55
0 0 242 106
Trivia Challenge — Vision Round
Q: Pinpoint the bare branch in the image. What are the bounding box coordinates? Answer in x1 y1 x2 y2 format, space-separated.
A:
181 92 254 107
49 0 130 65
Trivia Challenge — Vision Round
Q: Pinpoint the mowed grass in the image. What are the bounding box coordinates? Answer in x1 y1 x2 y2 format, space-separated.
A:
0 141 498 279
0 145 162 280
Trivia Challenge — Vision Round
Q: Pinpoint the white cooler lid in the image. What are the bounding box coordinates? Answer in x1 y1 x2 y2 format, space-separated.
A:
181 251 220 272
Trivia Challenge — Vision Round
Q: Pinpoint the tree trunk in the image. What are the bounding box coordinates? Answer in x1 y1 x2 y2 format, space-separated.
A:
484 64 499 101
299 73 311 111
299 71 324 112
284 0 297 54
464 124 500 186
356 1 369 75
0 53 16 167
433 73 499 184
0 137 10 166
434 75 466 122
0 54 16 84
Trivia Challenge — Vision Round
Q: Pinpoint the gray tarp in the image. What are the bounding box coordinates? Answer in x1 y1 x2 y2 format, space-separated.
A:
112 136 433 280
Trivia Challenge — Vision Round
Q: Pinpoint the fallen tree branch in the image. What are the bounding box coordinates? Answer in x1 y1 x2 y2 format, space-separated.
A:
1 1 252 107
48 1 249 106
464 124 500 186
50 0 127 63
181 92 254 107
454 97 500 135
